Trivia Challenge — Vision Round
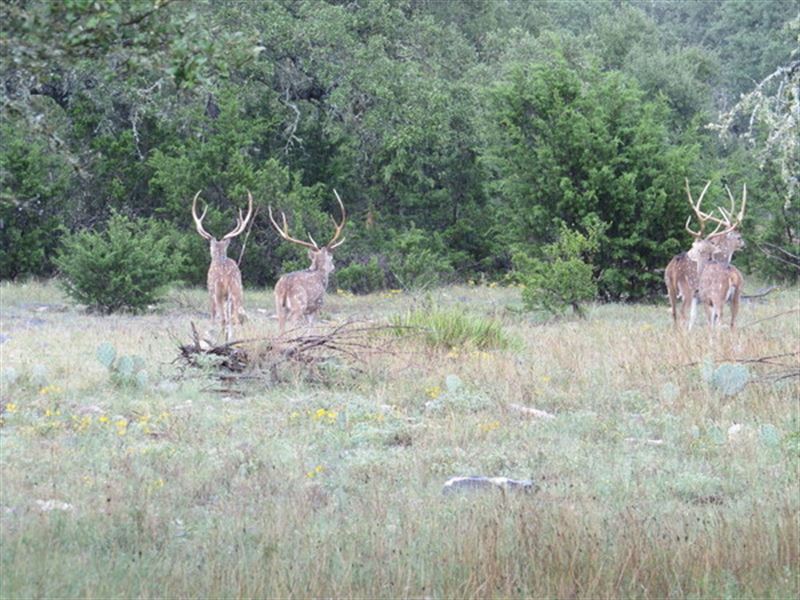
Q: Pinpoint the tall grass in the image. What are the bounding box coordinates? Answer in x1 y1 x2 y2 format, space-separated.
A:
1 281 798 598
391 305 512 350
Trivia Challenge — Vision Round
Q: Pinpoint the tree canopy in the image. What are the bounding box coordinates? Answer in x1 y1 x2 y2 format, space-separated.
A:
2 0 797 295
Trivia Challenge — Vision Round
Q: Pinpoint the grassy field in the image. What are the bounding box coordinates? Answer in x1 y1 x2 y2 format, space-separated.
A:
1 280 798 598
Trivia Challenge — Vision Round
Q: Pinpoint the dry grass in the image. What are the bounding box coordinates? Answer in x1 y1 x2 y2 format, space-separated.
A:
1 280 798 598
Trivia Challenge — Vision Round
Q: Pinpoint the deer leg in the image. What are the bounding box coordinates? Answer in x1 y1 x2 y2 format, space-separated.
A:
702 299 713 331
231 286 244 325
729 287 740 329
688 295 699 331
275 291 286 335
222 294 233 342
667 281 679 327
209 291 217 324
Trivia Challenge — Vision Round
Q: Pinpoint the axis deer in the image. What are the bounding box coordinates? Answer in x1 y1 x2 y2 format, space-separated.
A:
665 180 746 329
686 184 747 332
269 190 346 334
192 190 254 341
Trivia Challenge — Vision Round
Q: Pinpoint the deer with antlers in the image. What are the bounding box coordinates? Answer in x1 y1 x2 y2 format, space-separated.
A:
683 183 747 332
192 190 254 341
665 180 746 329
269 190 346 334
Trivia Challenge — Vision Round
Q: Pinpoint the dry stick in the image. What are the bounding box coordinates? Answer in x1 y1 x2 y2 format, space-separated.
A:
741 285 779 300
237 206 260 267
678 351 799 368
739 308 800 329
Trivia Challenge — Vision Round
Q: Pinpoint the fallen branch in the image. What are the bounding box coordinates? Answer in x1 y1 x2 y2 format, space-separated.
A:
177 320 398 385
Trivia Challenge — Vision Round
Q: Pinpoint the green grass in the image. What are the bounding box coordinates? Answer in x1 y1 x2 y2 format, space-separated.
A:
391 303 514 350
1 280 798 598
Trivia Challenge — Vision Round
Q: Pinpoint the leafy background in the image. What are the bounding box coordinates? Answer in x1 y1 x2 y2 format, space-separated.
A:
2 0 797 299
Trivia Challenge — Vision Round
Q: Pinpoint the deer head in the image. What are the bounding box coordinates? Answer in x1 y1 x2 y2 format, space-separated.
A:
192 190 254 261
268 189 346 279
684 179 746 264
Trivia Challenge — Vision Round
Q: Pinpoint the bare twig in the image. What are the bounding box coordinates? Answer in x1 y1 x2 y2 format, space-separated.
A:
740 308 800 329
177 320 399 383
741 286 780 300
237 206 260 267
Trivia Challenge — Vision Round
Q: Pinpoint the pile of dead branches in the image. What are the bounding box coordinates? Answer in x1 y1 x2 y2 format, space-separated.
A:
177 320 398 384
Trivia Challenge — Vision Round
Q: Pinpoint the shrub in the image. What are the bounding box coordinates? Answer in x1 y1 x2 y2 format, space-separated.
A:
55 213 185 313
387 227 455 290
516 219 604 317
336 258 386 294
391 305 510 350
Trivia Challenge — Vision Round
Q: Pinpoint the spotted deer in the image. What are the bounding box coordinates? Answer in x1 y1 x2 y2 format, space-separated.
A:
665 180 746 329
269 190 346 334
192 190 254 341
685 184 747 332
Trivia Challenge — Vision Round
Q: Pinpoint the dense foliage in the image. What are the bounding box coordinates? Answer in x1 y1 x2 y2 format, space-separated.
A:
54 213 184 313
2 0 797 301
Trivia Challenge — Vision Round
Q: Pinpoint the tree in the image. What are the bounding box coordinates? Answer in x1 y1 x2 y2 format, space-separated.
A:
708 17 799 279
484 60 697 299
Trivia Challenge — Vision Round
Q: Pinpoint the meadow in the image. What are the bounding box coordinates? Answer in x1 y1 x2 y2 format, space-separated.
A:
1 280 798 599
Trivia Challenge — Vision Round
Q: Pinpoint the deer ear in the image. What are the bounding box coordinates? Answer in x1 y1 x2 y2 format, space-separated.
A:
307 248 315 260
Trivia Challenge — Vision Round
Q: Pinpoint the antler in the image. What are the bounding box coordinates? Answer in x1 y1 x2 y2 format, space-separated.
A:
268 189 347 251
684 179 717 239
191 191 213 240
192 190 254 241
221 191 254 241
718 183 747 231
268 205 319 250
327 189 346 249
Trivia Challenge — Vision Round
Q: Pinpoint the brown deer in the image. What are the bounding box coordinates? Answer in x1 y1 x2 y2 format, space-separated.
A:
269 190 346 334
665 180 746 329
686 184 747 332
192 190 254 341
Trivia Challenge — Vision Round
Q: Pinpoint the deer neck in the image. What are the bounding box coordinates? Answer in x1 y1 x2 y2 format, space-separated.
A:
311 265 330 288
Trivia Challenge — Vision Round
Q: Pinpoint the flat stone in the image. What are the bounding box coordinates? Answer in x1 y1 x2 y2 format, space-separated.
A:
442 476 536 494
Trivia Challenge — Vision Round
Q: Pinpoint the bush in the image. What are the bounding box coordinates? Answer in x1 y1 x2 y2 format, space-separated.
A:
335 257 386 294
387 227 455 290
516 220 603 317
391 305 511 350
55 213 185 313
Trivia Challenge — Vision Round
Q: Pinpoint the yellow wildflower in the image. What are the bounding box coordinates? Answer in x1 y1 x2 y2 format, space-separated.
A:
312 408 338 423
426 386 442 400
479 420 501 433
306 465 324 478
39 385 63 396
5 403 17 413
98 415 109 424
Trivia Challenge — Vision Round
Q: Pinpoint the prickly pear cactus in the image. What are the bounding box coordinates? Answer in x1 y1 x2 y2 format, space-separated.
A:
96 343 117 370
710 363 750 397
